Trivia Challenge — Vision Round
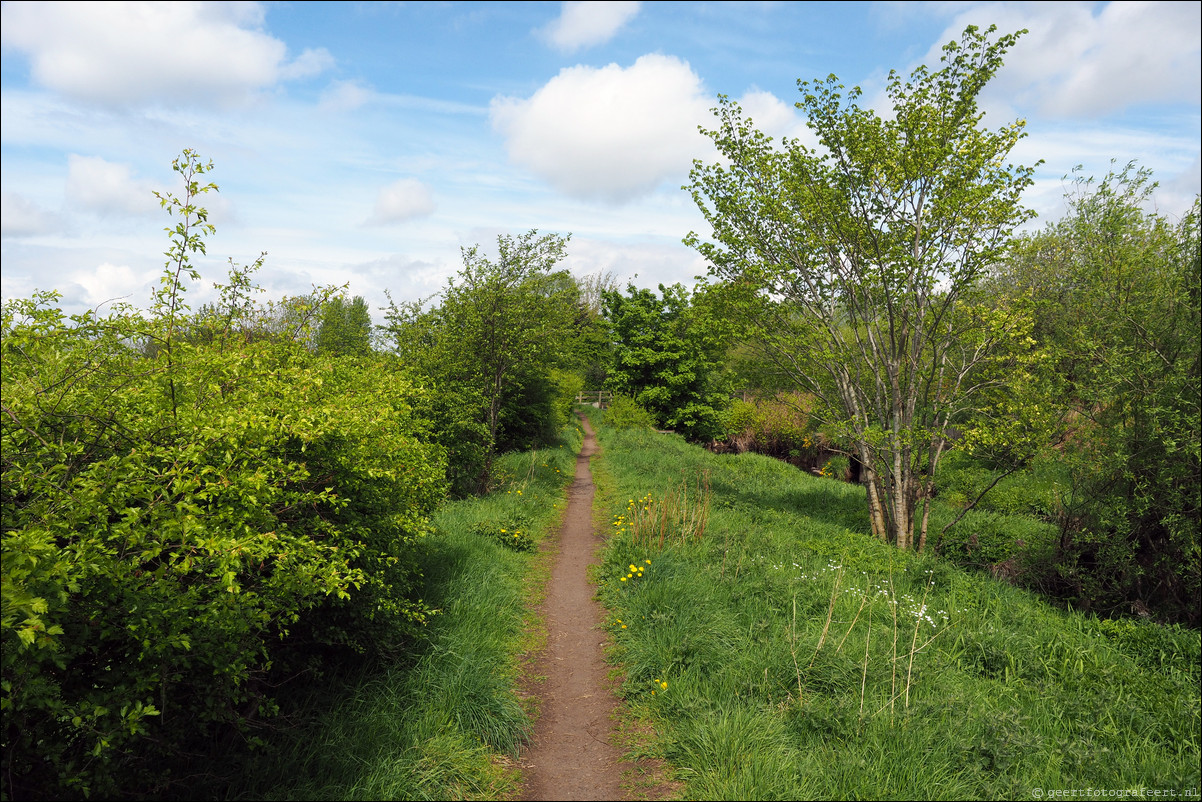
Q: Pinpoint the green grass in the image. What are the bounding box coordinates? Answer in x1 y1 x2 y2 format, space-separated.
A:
218 423 583 800
589 417 1201 801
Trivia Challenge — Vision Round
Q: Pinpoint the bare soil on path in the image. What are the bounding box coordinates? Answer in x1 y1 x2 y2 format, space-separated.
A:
518 416 667 801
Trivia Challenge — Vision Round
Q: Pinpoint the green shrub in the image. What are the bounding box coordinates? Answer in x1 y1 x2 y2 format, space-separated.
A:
604 394 658 430
1 153 448 798
2 297 448 797
721 392 826 470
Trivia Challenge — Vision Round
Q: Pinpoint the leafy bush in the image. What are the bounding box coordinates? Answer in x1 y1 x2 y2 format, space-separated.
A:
495 366 583 453
382 232 584 492
1 152 447 798
998 165 1200 624
721 393 827 471
603 395 658 430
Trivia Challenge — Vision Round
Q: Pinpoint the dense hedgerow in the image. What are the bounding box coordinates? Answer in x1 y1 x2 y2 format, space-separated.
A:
1 153 447 798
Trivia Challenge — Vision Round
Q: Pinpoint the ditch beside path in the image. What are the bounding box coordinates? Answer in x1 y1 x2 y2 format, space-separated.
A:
519 416 669 801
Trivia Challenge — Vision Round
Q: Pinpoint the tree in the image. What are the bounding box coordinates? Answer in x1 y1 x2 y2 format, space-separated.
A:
316 295 373 356
384 231 579 491
686 25 1038 550
602 282 730 441
996 164 1200 622
573 270 619 389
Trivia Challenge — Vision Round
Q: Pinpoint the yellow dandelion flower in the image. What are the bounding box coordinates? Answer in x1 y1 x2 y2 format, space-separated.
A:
660 681 668 690
629 564 637 572
620 577 627 582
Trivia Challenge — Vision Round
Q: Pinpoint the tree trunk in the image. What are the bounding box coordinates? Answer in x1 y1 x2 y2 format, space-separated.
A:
863 462 890 543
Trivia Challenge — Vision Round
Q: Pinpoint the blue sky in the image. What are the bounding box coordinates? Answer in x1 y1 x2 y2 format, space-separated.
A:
2 1 1199 320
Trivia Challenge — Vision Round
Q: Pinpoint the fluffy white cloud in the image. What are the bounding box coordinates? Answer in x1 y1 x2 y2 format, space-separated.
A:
1 193 60 238
538 1 641 54
65 155 158 217
369 179 436 225
0 1 333 107
734 89 815 145
490 54 716 203
924 2 1201 118
66 261 157 309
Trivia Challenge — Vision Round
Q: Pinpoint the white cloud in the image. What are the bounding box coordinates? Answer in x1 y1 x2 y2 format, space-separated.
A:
369 179 436 225
1 193 61 238
733 89 814 145
346 253 453 303
922 2 1201 119
538 1 641 54
65 261 157 308
560 236 709 291
65 155 158 217
319 79 377 113
1159 155 1201 219
490 54 715 203
0 1 334 107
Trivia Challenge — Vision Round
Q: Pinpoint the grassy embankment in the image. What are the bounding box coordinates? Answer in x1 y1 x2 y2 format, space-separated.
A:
588 412 1200 800
221 423 583 800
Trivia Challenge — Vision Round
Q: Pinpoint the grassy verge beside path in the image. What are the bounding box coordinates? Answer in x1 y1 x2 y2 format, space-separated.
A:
589 414 1200 801
222 424 583 801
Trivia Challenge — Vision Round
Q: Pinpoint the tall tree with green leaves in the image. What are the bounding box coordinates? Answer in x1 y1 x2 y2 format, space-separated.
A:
384 231 579 491
602 282 730 441
316 295 373 356
686 25 1039 550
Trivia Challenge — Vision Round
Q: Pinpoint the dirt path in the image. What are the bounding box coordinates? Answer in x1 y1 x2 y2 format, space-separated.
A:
518 416 628 801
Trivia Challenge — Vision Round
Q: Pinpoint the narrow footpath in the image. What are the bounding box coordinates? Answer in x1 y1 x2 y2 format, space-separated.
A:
519 415 626 801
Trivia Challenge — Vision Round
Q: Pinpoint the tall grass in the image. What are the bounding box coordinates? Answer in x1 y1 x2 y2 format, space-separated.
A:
589 417 1201 801
621 471 712 550
217 425 583 800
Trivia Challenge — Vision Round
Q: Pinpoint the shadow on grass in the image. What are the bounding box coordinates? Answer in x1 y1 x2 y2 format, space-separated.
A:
706 454 873 537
